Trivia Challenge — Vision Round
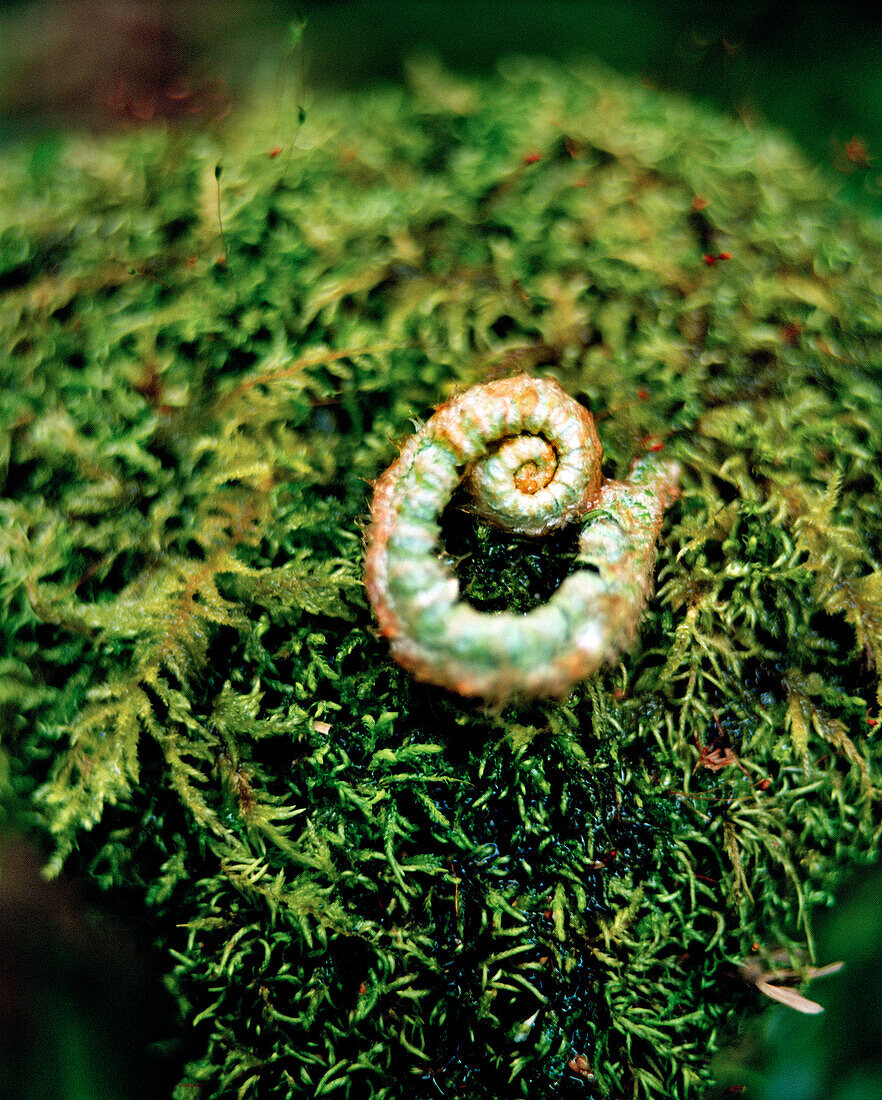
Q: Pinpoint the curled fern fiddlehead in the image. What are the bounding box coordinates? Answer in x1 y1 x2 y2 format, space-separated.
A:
365 375 680 700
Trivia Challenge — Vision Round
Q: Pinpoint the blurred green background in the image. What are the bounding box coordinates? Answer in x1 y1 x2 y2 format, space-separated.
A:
714 865 882 1100
0 0 880 208
298 0 882 167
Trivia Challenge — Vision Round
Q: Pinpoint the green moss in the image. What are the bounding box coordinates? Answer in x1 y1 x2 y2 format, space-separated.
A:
1 57 881 1098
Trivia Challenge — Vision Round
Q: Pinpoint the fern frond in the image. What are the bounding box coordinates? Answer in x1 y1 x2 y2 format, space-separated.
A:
37 676 151 875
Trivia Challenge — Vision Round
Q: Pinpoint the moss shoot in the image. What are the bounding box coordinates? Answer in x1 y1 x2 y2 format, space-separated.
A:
1 57 882 1098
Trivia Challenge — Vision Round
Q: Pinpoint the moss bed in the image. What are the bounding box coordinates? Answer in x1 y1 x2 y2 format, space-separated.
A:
2 57 882 1098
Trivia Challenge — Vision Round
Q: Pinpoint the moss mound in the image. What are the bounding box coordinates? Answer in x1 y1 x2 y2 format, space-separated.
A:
2 57 882 1098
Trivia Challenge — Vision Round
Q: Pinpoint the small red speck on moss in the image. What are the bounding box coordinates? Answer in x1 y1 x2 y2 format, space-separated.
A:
269 145 283 158
781 322 802 346
567 1054 595 1079
523 151 542 164
845 137 872 167
692 195 709 211
703 253 717 266
636 387 649 401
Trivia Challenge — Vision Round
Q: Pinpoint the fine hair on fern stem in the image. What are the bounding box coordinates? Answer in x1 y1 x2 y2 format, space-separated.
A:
364 374 680 701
